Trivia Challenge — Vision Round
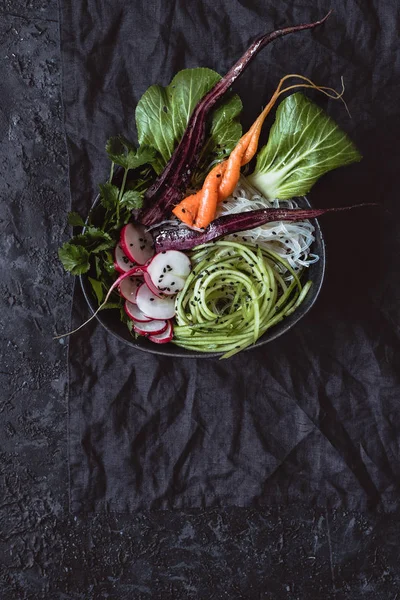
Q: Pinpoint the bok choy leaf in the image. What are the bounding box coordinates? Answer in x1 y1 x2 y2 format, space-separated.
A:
136 68 242 175
248 92 362 199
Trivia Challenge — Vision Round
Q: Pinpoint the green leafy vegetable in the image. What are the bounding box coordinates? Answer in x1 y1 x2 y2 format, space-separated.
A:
136 68 242 174
58 243 90 275
88 277 104 304
194 94 243 185
67 211 85 227
58 227 115 275
105 138 156 219
99 183 120 211
99 181 144 219
106 137 156 171
120 189 144 210
70 227 114 253
101 301 122 310
248 92 362 200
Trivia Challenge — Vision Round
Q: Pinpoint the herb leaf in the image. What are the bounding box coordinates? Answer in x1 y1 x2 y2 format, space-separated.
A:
71 227 114 253
58 243 90 275
105 137 156 170
99 183 120 211
136 68 242 174
88 277 104 304
248 92 362 199
121 189 144 210
102 301 122 310
67 211 85 227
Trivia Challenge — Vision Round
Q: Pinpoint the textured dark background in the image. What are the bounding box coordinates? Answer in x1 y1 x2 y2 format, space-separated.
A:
1 0 400 598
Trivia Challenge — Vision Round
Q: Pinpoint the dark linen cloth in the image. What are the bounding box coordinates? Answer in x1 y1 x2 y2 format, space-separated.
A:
59 0 400 512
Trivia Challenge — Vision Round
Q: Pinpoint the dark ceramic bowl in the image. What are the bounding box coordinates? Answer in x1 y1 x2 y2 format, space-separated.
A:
80 195 325 358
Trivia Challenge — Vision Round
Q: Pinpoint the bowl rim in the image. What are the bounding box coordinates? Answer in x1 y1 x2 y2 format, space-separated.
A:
79 195 325 358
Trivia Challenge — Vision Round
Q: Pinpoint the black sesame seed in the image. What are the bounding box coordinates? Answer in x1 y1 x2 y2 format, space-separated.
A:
150 298 154 302
130 243 133 246
272 231 276 235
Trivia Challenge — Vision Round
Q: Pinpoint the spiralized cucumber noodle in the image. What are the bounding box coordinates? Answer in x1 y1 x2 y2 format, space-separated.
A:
173 240 311 358
218 176 319 277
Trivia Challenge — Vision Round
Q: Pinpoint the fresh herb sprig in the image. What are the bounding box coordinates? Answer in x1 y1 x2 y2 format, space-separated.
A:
58 137 156 277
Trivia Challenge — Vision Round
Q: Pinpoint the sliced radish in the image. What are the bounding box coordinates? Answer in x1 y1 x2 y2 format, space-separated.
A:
146 250 191 294
148 321 173 344
143 271 165 298
154 273 186 295
119 276 143 303
134 320 168 336
120 223 154 265
124 300 152 323
114 244 136 273
136 283 176 320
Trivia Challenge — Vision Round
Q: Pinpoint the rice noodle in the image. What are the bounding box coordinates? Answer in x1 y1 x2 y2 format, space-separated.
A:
218 176 319 277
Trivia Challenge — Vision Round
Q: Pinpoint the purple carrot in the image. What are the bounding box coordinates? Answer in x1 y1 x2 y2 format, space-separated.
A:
139 12 332 227
153 204 377 252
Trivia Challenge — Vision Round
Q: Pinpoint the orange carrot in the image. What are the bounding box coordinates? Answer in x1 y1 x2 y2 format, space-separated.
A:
194 162 226 229
172 190 203 225
174 74 346 229
217 136 251 200
176 112 267 227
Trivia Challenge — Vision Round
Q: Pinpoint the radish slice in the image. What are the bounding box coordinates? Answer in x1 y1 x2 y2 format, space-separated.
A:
119 276 143 303
146 250 191 294
148 321 173 344
134 320 168 336
114 244 136 273
136 283 176 320
143 271 166 298
120 223 154 265
124 300 152 323
154 273 186 295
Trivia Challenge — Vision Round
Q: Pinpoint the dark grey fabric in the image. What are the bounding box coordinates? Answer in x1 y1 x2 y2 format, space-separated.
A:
60 0 400 512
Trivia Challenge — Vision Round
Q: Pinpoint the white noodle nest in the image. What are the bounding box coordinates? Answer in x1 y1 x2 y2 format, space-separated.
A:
218 177 319 276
